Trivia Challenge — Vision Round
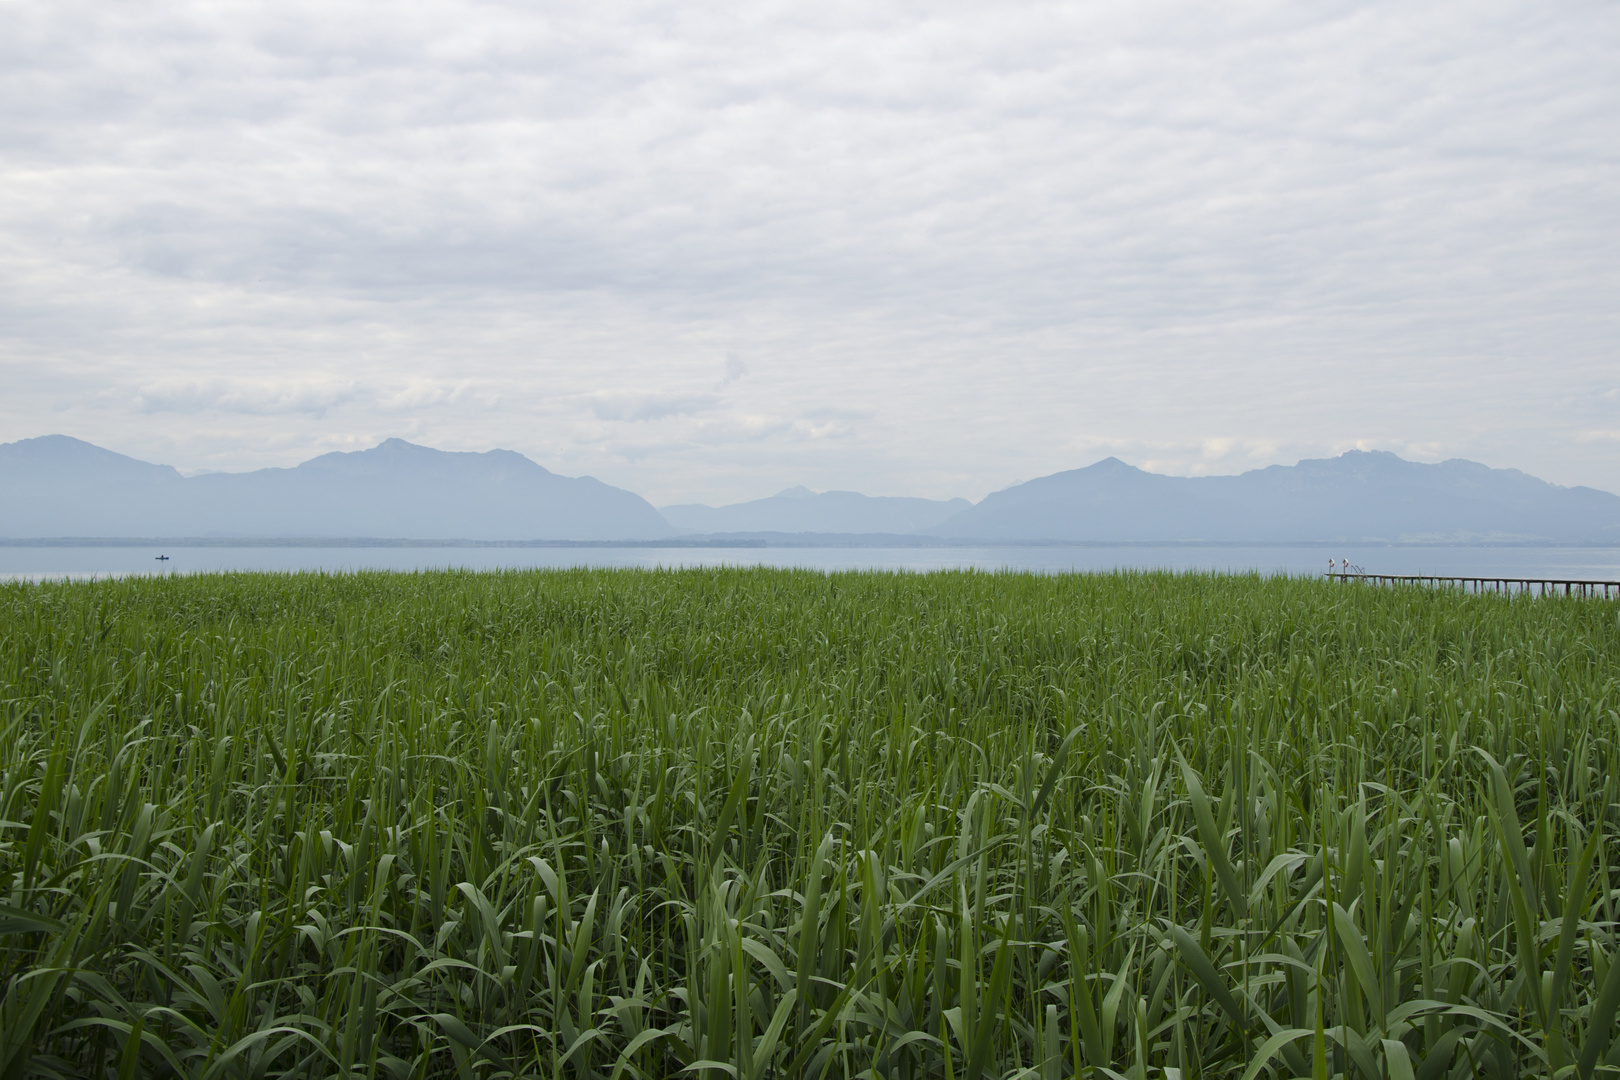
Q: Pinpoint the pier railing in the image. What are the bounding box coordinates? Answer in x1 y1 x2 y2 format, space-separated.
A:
1328 572 1620 598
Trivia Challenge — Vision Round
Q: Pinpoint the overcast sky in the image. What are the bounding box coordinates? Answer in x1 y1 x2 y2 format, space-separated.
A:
2 0 1616 504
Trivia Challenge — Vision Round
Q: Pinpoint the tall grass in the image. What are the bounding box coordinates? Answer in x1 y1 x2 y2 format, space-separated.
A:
1 567 1618 1078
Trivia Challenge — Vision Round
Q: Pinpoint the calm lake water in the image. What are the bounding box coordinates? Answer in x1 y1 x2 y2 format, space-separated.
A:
4 544 1620 582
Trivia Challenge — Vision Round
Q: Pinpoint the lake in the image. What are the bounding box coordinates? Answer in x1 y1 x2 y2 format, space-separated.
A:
4 543 1620 582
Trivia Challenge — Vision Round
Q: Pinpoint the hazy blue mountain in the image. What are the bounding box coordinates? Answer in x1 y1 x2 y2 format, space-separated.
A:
662 486 972 535
0 435 190 537
931 451 1620 542
0 436 674 540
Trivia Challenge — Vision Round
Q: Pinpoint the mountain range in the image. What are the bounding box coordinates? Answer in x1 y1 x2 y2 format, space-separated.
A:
662 487 970 535
3 435 1619 543
931 454 1620 543
0 436 672 540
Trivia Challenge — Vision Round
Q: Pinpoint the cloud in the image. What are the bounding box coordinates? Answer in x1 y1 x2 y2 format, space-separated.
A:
132 378 358 417
126 377 501 418
586 392 720 423
377 380 500 412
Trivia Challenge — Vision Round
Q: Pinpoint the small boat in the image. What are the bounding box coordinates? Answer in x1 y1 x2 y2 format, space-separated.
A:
154 555 170 561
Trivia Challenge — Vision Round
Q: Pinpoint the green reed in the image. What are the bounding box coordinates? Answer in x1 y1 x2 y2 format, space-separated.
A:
1 567 1618 1079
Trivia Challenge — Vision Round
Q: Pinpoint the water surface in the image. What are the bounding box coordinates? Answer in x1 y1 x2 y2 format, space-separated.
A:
4 543 1620 582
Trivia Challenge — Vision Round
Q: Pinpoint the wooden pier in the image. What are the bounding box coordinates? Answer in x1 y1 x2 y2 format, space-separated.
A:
1328 572 1620 598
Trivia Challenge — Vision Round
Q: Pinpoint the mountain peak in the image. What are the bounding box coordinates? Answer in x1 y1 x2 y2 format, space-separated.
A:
5 434 151 461
290 439 551 478
0 434 183 480
774 485 817 499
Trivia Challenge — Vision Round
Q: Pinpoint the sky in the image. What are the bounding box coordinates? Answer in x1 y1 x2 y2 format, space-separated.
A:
2 0 1617 506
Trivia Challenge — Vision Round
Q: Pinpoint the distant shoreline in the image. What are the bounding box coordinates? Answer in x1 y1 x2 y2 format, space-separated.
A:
3 536 1617 550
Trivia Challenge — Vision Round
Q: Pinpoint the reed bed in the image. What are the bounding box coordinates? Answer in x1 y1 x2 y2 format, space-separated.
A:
1 567 1618 1079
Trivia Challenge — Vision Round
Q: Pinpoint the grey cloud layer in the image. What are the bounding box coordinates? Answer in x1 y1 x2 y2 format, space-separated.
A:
1 0 1616 502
